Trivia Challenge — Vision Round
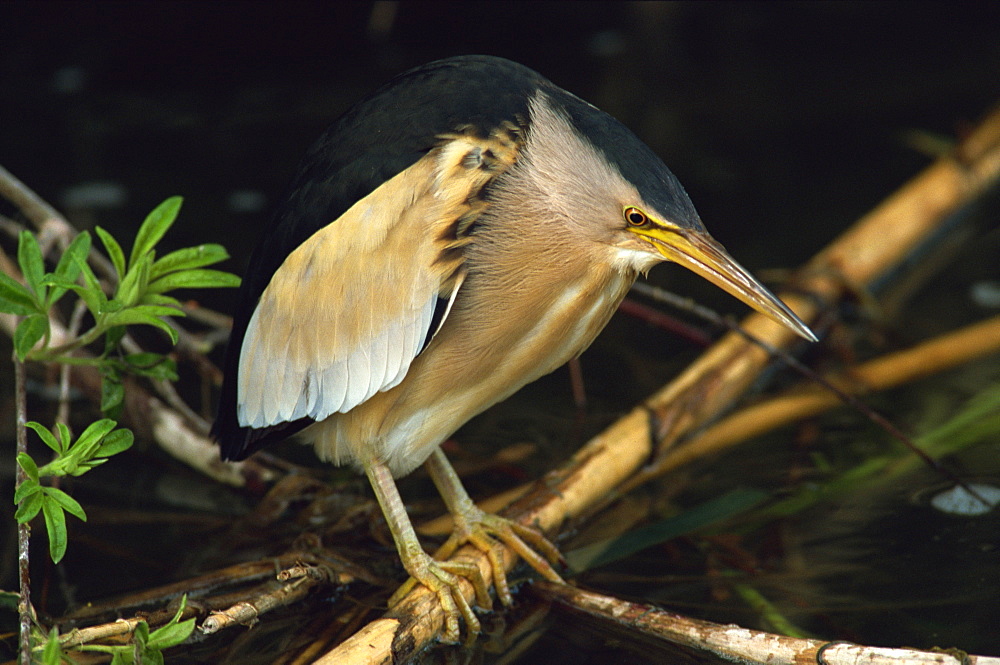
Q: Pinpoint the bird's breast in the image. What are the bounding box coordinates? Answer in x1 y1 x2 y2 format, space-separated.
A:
361 263 635 474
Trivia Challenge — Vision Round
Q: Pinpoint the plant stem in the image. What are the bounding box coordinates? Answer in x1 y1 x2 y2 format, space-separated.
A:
29 323 106 362
14 351 34 665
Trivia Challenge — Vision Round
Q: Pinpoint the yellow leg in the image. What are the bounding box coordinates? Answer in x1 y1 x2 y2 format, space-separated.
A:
424 448 564 606
365 460 485 644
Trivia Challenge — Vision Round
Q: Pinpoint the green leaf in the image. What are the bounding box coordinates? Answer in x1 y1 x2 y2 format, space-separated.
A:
96 226 127 280
98 428 134 456
103 308 178 344
13 476 40 503
27 421 63 454
103 324 128 355
42 627 63 665
130 196 182 270
44 487 87 521
102 297 125 315
48 231 92 307
125 353 178 381
41 273 81 291
71 251 107 316
134 620 150 647
42 497 68 562
73 418 118 452
101 365 125 417
68 458 107 475
16 452 40 483
0 272 38 315
139 293 182 308
62 230 93 275
56 422 72 453
146 268 241 294
148 617 195 650
117 252 153 307
125 351 166 366
148 595 195 650
14 313 49 360
152 244 230 279
17 229 46 302
113 305 180 320
40 275 105 321
15 490 43 523
110 651 132 665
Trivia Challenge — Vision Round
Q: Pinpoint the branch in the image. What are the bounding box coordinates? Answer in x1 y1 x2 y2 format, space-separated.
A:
533 582 1000 665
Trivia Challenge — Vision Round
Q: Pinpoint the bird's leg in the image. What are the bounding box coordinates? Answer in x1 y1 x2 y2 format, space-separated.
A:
365 460 487 643
424 448 564 606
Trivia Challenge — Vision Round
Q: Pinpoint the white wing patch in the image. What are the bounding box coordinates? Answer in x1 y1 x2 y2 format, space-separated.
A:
237 152 470 430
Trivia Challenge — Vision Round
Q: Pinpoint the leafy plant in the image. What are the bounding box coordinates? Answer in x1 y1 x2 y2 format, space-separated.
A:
3 196 238 662
0 196 238 414
5 197 239 565
14 420 134 562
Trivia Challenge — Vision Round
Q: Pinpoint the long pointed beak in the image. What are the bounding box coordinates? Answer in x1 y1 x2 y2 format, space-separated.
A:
638 227 818 342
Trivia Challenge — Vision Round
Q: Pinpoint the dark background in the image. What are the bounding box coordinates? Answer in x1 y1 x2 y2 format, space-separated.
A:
2 2 999 663
4 1 998 289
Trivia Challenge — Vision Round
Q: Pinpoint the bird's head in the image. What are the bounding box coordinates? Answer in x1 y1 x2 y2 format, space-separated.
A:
614 202 817 341
494 89 816 342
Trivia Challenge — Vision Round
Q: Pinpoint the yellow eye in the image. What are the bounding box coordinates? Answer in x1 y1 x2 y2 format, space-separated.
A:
624 207 648 227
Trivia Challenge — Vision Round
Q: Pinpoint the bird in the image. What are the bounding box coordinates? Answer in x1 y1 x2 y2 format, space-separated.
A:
212 55 816 643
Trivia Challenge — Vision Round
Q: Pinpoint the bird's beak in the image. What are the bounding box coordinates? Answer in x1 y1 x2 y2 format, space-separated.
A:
635 227 818 342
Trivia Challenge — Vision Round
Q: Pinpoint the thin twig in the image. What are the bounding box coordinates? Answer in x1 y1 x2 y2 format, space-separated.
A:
0 163 63 225
15 350 35 665
201 574 323 635
631 282 995 508
59 605 200 649
57 298 90 428
613 315 1000 502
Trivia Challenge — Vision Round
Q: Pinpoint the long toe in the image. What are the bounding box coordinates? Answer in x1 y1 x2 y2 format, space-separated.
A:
390 549 485 644
446 507 565 607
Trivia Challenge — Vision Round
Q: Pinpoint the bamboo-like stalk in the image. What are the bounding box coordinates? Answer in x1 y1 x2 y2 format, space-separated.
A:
317 103 1000 664
533 582 1000 665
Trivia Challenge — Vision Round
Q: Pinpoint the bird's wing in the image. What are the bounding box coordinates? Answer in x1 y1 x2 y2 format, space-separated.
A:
236 136 505 429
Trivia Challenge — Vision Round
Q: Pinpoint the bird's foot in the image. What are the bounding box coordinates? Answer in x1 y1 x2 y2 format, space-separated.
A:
435 505 564 607
388 545 490 644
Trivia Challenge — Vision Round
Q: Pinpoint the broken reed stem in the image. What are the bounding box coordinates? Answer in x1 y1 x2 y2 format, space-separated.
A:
59 606 200 649
533 582 1000 665
317 103 1000 664
201 577 317 635
617 314 1000 495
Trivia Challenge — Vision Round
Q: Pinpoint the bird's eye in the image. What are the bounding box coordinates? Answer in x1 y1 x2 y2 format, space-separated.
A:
624 207 648 227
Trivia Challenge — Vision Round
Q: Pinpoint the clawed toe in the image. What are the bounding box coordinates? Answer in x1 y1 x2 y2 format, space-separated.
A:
441 506 564 607
391 551 484 644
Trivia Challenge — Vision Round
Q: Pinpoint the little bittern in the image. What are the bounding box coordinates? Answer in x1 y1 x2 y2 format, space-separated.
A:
213 55 815 642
